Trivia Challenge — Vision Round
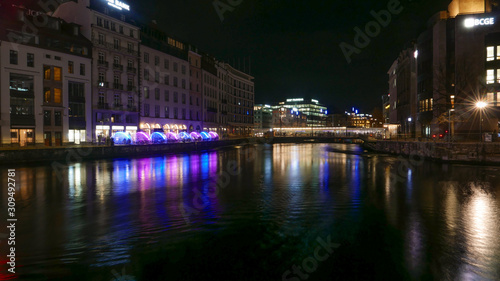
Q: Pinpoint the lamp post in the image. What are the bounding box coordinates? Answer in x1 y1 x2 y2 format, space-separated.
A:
476 101 487 142
448 109 454 142
407 117 412 140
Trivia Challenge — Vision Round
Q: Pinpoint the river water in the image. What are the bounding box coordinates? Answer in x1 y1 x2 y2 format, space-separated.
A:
1 143 500 280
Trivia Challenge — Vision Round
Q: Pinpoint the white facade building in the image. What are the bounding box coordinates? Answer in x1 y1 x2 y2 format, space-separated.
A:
53 0 141 141
0 5 92 146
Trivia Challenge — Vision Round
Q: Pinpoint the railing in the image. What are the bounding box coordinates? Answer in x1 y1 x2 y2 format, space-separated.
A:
97 61 109 67
126 66 136 74
126 105 137 112
113 104 123 110
113 83 123 90
127 85 136 91
113 64 123 71
97 103 109 109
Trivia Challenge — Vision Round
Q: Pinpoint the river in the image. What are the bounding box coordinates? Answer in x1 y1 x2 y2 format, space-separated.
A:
1 143 500 280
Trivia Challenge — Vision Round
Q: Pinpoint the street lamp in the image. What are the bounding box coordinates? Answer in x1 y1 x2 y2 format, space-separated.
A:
407 117 412 139
448 108 454 142
475 101 487 142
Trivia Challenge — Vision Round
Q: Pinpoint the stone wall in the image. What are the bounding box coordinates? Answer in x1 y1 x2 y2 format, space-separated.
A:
373 141 500 164
0 139 246 165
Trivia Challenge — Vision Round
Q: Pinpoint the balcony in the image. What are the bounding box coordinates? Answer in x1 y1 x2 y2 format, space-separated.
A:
126 66 136 74
97 103 110 109
97 81 109 88
113 83 124 90
113 64 123 71
113 104 123 110
126 105 138 112
97 60 109 68
127 85 136 92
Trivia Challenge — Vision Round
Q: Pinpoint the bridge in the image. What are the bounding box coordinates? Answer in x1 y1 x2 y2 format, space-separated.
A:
260 135 379 150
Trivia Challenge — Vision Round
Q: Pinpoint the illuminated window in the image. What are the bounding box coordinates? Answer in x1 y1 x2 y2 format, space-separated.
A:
487 92 494 103
430 98 433 110
497 46 500 60
68 61 74 74
497 69 500 83
487 69 495 84
487 46 494 61
54 67 62 81
44 66 51 80
44 88 51 103
54 88 61 103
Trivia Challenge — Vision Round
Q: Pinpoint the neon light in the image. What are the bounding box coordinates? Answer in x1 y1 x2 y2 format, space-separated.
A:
135 132 151 144
465 17 495 28
286 98 304 102
151 132 167 144
208 132 219 140
107 0 130 11
200 131 211 141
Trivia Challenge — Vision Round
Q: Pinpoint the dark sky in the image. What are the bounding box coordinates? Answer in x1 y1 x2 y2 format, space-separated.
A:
25 0 451 113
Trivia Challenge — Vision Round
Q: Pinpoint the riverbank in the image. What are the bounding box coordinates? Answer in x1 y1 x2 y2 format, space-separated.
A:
0 139 250 165
371 140 500 165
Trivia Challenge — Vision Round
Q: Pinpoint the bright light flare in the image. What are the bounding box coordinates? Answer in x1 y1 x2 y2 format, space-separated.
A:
475 101 487 109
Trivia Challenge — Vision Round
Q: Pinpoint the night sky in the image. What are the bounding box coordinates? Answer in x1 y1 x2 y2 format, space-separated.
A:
26 0 451 113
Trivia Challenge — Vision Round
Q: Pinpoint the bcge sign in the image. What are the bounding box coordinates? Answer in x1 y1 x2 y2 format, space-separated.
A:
464 17 495 28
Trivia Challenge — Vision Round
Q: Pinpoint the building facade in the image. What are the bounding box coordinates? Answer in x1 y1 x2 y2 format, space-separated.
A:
201 54 220 133
53 0 141 141
225 64 255 136
139 25 198 135
254 104 273 131
188 47 203 131
392 0 500 140
1 4 92 146
275 98 328 127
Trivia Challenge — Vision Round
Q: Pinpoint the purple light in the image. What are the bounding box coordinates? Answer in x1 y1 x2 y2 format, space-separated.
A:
208 132 219 140
190 132 202 141
135 132 151 144
166 132 179 142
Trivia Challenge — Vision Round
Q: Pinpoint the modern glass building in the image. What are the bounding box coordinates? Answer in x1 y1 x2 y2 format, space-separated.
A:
273 98 328 127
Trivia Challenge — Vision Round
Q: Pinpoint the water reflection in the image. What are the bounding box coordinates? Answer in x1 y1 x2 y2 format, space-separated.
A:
1 144 500 279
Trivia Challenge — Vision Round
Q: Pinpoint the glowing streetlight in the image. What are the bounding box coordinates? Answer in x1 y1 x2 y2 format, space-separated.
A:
476 101 487 109
475 101 488 142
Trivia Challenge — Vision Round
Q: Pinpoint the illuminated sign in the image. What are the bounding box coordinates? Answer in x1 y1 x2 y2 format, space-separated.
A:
311 99 319 103
464 17 495 28
286 98 304 102
107 0 130 11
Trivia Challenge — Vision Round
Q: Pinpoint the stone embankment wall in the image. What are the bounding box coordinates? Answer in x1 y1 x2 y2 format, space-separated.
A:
373 141 500 164
0 139 246 165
